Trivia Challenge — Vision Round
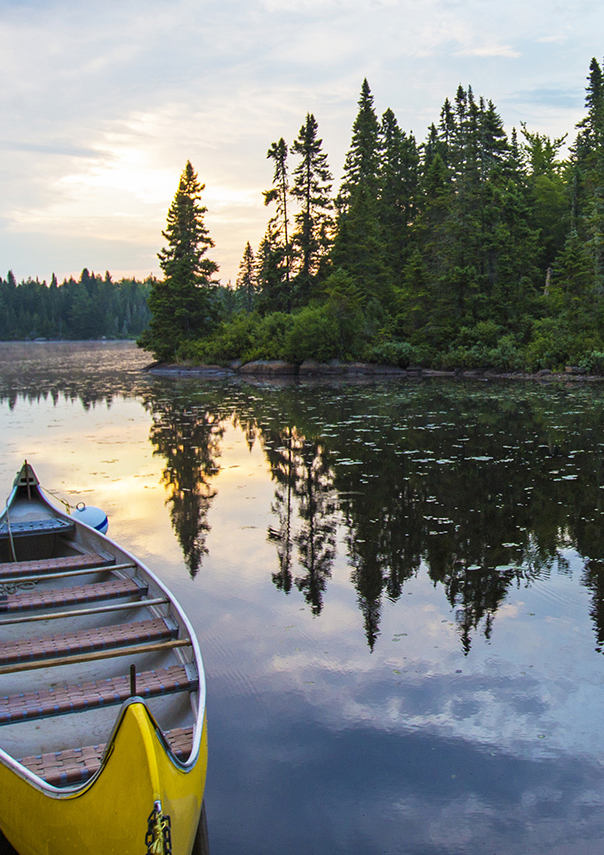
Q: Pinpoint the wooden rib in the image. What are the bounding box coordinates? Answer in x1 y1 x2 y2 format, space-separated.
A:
0 639 191 675
0 597 169 626
0 664 198 724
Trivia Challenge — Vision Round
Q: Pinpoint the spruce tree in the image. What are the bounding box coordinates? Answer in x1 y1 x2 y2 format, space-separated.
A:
571 57 604 294
264 138 292 309
138 161 218 362
290 113 333 306
377 108 419 289
255 221 289 314
331 79 389 305
521 123 568 273
236 241 257 312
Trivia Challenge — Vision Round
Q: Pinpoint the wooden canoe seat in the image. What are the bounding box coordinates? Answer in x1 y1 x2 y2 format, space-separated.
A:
0 518 75 539
0 616 178 667
0 553 114 581
0 663 198 724
18 726 194 787
0 577 146 615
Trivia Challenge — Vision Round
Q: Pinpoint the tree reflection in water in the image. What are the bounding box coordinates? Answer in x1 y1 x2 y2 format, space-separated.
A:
265 427 337 615
138 378 604 653
146 396 224 577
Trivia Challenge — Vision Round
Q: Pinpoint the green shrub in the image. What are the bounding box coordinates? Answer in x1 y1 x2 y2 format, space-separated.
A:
178 312 260 363
432 335 522 372
578 351 604 375
365 340 421 367
525 318 581 371
250 313 295 361
283 305 340 363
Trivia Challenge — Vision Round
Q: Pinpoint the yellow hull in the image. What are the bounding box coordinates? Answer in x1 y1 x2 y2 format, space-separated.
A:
0 702 208 855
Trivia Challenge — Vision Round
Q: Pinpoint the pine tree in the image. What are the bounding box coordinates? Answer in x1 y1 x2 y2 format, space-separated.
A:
264 138 292 310
521 123 569 272
290 113 333 306
138 161 219 362
236 241 257 312
571 57 604 294
255 221 288 314
338 79 381 205
331 79 389 304
377 108 419 288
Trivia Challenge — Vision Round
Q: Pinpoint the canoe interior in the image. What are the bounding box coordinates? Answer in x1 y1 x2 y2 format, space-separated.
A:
0 464 202 789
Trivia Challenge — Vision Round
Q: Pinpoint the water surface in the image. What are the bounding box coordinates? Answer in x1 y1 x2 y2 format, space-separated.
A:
1 342 604 854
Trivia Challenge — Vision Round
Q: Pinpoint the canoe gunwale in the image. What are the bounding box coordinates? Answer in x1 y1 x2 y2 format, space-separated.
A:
0 463 206 795
0 697 205 798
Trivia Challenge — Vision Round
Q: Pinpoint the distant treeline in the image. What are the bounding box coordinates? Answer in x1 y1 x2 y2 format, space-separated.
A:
0 269 152 340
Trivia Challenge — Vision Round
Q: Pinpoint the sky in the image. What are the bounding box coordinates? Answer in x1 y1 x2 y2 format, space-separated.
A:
0 0 602 286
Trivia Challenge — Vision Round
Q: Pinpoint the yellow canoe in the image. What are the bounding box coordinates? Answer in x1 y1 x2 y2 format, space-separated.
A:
0 462 208 854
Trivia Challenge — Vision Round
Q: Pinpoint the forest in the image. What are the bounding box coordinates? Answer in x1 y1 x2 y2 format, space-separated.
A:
5 58 604 370
142 56 604 373
0 270 152 340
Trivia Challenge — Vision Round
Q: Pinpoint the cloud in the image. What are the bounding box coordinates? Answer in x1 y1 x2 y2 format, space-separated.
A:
0 0 603 281
455 44 521 59
0 139 100 158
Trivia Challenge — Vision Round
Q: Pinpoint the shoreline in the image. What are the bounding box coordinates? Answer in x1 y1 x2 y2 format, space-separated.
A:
144 358 604 383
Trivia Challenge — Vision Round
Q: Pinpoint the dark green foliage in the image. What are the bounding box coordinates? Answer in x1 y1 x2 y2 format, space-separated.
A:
290 113 333 306
263 138 292 311
0 269 152 340
377 109 419 288
255 222 290 315
236 242 257 312
12 60 604 372
521 123 569 271
139 161 219 362
283 306 340 363
365 340 422 367
331 80 390 304
322 268 365 358
180 311 295 365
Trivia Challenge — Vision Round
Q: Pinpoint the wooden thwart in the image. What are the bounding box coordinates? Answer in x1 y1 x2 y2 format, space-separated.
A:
0 577 146 615
0 664 198 724
0 639 191 676
0 517 75 538
0 553 115 581
0 616 178 668
0 596 169 627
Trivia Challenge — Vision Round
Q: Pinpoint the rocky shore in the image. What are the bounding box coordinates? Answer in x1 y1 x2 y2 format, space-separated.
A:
145 359 604 382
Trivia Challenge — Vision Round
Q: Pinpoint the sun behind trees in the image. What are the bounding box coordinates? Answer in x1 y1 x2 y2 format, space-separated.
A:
141 58 604 373
138 160 219 363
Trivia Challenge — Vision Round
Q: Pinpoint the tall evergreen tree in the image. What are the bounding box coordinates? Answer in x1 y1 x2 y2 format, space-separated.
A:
138 161 218 362
338 79 381 204
521 123 569 273
377 108 419 288
236 241 257 312
570 57 604 294
255 221 289 315
290 113 333 306
331 79 389 305
264 138 292 310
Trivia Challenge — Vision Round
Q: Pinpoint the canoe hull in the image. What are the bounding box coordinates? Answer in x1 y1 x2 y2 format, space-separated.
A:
0 701 208 855
0 462 208 855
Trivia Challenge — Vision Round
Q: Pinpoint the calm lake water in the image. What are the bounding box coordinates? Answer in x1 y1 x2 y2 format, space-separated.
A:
2 341 604 854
